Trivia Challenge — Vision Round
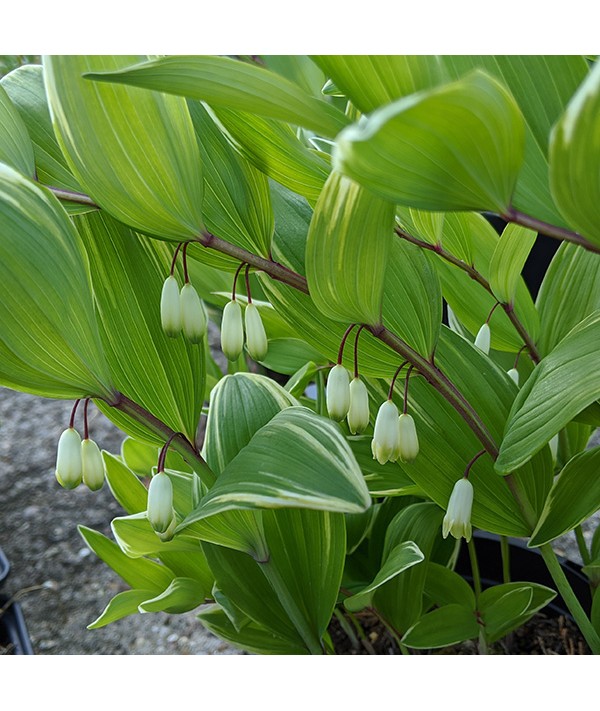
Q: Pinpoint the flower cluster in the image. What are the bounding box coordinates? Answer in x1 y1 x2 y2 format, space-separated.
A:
160 275 208 343
221 300 268 362
55 400 105 491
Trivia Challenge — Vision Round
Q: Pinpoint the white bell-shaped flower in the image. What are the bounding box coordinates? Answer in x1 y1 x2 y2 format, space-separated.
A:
221 300 244 361
507 368 519 386
180 283 208 344
371 400 401 465
442 478 474 542
398 413 419 463
244 303 268 361
55 427 82 489
326 364 350 421
81 438 105 492
160 276 182 338
347 377 370 434
474 323 491 354
147 471 175 535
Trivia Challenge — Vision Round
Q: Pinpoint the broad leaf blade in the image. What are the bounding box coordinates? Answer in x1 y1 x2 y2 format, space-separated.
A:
497 311 600 472
306 170 395 325
0 164 112 398
87 589 156 629
138 577 208 614
489 224 537 305
550 60 600 246
85 55 349 138
334 70 525 213
0 83 35 176
402 604 479 649
44 55 204 241
530 447 600 547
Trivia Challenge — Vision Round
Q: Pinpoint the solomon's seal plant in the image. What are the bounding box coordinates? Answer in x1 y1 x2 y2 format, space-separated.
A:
1 54 600 655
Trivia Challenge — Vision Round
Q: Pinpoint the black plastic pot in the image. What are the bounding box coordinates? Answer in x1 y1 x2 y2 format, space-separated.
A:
0 546 34 655
456 531 592 617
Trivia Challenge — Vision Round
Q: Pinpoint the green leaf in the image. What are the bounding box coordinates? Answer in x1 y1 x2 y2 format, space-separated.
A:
479 582 556 644
497 311 600 472
402 604 479 649
529 447 600 547
75 212 205 445
259 338 327 375
443 56 588 225
198 604 308 655
84 55 349 138
334 70 525 213
550 60 600 245
311 55 447 113
1 64 83 192
0 165 112 398
263 55 326 97
87 589 156 629
188 101 273 258
188 407 371 521
111 513 203 558
489 224 537 305
202 372 299 475
120 437 191 478
103 452 147 515
211 108 330 204
373 503 444 633
260 509 346 653
138 577 207 614
382 238 442 358
344 541 424 612
202 543 309 651
43 55 204 241
306 170 395 325
537 243 600 356
78 525 173 591
348 436 423 497
0 84 35 176
481 587 533 642
424 562 476 609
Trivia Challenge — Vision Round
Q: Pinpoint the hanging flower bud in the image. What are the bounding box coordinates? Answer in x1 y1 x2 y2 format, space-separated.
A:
221 300 244 361
347 377 370 434
81 438 105 491
507 368 519 386
147 471 175 535
442 478 474 542
326 364 350 421
55 427 82 489
474 323 491 354
398 413 419 463
244 303 269 362
160 276 182 338
180 283 208 344
371 400 401 465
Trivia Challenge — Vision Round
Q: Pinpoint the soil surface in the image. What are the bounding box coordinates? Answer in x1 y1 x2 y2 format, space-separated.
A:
0 366 597 655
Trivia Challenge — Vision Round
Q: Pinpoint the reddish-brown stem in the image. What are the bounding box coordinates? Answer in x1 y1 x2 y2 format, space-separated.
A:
157 431 184 472
245 265 253 304
182 242 191 284
337 324 357 365
231 261 246 300
388 361 409 401
485 301 501 324
403 365 415 415
463 449 487 479
170 242 183 277
69 399 81 429
83 398 90 440
353 325 365 378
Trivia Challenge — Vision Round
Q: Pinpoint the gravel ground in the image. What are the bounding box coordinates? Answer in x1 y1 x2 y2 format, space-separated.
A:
0 369 597 655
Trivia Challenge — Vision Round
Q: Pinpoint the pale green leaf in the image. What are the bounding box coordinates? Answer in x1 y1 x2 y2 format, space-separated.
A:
312 55 447 113
138 577 207 614
306 170 395 325
188 407 371 521
259 338 327 375
344 541 424 612
111 513 203 558
443 55 588 225
402 604 479 649
87 589 156 629
489 224 537 305
44 55 204 241
78 525 173 591
497 311 600 472
0 164 112 398
103 451 147 515
424 562 476 609
537 243 600 356
550 60 600 245
0 83 35 176
1 64 83 192
84 55 349 138
334 70 525 213
529 447 600 547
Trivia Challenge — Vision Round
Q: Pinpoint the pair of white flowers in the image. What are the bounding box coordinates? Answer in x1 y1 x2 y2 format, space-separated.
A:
221 300 268 362
55 427 105 491
161 276 208 343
